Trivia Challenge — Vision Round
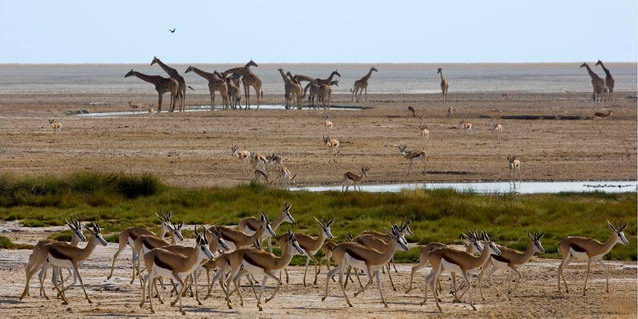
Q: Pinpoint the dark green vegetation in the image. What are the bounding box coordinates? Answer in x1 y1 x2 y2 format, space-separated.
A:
0 236 33 249
1 173 636 261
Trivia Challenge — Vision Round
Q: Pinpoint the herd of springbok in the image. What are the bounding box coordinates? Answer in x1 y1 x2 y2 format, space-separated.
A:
19 206 629 314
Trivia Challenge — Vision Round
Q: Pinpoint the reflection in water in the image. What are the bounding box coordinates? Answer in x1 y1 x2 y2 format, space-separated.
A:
291 181 637 194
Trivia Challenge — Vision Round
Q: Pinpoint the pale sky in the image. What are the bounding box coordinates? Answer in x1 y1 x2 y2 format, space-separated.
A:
1 0 636 63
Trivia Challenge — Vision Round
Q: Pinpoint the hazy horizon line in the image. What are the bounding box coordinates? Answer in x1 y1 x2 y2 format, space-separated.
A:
2 61 636 66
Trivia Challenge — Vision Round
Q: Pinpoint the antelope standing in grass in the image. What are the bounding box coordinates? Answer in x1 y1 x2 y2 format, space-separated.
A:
405 232 483 294
342 167 370 192
423 231 501 312
217 213 275 251
132 222 185 284
222 231 306 311
231 145 252 170
278 218 334 286
477 232 545 301
140 226 214 315
322 227 409 308
396 144 427 175
26 218 87 299
459 120 472 135
323 135 340 163
128 101 142 113
20 223 108 304
557 221 629 296
324 116 333 130
507 155 521 180
49 119 63 138
107 212 174 283
238 202 295 252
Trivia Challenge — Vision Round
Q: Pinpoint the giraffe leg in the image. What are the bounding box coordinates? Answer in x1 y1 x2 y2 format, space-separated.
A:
157 92 163 113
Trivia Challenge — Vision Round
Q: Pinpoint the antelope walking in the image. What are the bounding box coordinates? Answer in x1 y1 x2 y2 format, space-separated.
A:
48 119 63 137
139 226 214 315
477 232 545 301
437 68 449 103
238 202 295 252
231 146 252 170
507 155 521 180
360 222 414 274
106 212 174 283
342 167 370 192
459 120 473 135
132 222 185 284
222 231 306 311
252 169 270 184
20 223 108 304
396 144 427 175
423 231 501 312
278 218 334 286
323 135 340 163
322 227 408 308
216 213 275 251
557 221 629 296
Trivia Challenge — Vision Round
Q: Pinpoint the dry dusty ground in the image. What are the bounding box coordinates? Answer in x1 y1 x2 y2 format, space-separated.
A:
0 222 636 318
1 92 636 187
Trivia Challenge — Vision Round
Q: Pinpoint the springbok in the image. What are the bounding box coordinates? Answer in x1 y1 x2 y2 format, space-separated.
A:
132 222 185 284
250 152 269 172
507 155 521 180
459 120 473 135
557 221 629 296
128 101 142 113
140 226 214 315
148 104 154 121
318 241 337 276
477 232 545 301
252 169 270 184
216 213 275 251
238 202 295 252
20 223 108 304
347 233 401 291
278 218 334 286
360 222 413 274
407 106 416 118
222 231 306 311
424 231 501 312
26 218 87 299
322 227 408 308
419 124 430 139
107 212 174 283
323 135 340 163
492 123 503 142
342 167 370 192
396 144 427 175
231 145 252 170
447 106 454 118
406 232 483 295
324 116 333 130
48 119 63 138
594 110 612 120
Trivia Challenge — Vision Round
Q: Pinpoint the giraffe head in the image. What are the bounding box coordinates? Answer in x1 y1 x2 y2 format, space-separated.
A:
371 67 378 72
185 66 194 73
125 69 135 77
437 68 443 74
595 60 603 66
150 56 161 66
580 63 587 68
246 60 258 68
332 70 341 77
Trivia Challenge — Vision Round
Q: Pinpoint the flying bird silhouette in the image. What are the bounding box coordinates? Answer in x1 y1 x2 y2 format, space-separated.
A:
169 28 176 33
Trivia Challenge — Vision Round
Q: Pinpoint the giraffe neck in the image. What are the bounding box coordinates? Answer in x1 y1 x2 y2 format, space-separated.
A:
361 69 374 82
439 72 445 81
599 62 612 77
583 64 600 80
131 71 162 85
190 67 216 81
278 69 289 83
325 72 338 83
155 59 178 77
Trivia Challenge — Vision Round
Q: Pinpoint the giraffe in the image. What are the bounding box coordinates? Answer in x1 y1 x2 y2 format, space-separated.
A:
437 67 449 103
125 69 177 113
225 77 242 110
580 63 605 102
350 67 378 103
222 60 262 109
287 72 305 109
595 60 615 101
277 68 302 109
302 70 341 105
151 57 186 112
185 66 229 110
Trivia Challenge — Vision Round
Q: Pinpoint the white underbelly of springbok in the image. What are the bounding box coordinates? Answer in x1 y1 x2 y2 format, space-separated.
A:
490 258 510 270
242 260 265 276
569 249 590 260
344 253 367 271
441 258 464 274
46 254 74 269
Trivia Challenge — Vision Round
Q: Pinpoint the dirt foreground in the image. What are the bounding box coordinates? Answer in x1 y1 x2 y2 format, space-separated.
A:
1 92 636 187
0 222 636 318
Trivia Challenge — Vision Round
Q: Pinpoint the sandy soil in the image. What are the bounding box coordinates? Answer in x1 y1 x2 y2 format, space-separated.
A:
0 222 636 318
1 92 636 187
